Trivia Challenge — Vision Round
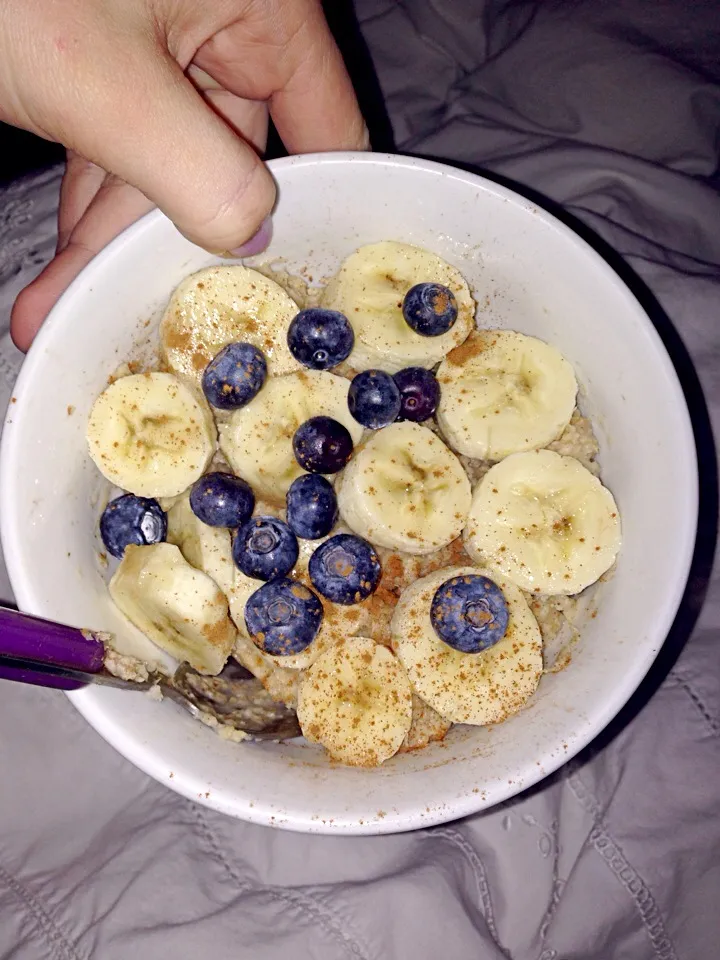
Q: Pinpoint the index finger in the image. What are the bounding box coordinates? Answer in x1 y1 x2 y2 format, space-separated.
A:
269 1 369 153
197 0 368 154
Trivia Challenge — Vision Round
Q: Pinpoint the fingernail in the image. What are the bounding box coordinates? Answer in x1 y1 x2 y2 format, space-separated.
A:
228 217 273 258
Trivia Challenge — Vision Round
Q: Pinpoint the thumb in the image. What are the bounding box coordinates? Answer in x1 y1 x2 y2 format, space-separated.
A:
59 49 276 254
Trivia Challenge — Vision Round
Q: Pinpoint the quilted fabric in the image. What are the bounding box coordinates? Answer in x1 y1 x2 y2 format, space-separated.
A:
1 2 719 957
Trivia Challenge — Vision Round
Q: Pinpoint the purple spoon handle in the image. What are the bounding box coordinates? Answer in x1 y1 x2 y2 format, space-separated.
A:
0 660 86 690
0 607 106 676
0 652 143 691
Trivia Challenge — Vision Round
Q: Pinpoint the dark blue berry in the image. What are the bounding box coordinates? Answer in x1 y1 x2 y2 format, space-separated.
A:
202 342 267 410
348 370 401 429
430 575 509 653
286 474 338 540
292 416 353 474
287 308 354 370
402 282 458 336
189 472 255 528
100 494 167 559
232 516 299 581
308 534 381 605
245 577 323 655
393 367 440 422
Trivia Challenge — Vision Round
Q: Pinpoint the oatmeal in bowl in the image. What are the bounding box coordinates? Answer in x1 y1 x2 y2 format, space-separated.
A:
0 154 696 832
87 239 621 769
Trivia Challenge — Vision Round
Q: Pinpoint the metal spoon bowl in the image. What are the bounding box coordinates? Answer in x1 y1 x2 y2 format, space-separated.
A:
0 606 301 741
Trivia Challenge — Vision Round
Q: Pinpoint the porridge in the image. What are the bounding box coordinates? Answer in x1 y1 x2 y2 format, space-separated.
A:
86 241 621 766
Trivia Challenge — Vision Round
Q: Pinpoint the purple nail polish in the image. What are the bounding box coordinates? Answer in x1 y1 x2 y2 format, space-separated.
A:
230 217 273 258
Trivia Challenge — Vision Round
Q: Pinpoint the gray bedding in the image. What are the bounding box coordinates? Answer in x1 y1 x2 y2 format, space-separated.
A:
1 1 719 957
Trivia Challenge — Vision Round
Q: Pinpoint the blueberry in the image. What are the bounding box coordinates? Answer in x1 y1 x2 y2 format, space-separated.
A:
100 493 167 559
286 474 338 540
393 367 441 422
293 416 353 474
309 533 381 605
189 472 255 528
245 577 323 656
348 370 402 429
402 282 458 337
430 575 509 653
202 342 267 410
287 308 355 370
232 516 299 581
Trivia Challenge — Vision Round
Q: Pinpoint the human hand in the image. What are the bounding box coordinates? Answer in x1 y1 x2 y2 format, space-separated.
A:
2 0 367 350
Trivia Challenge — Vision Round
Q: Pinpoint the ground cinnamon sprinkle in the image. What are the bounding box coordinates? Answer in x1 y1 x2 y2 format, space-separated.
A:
165 328 191 350
201 618 233 648
383 555 405 591
445 330 485 367
431 288 451 315
416 537 469 578
364 584 398 646
364 539 474 647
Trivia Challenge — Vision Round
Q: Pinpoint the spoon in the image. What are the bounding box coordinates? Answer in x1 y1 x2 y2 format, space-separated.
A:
0 606 300 741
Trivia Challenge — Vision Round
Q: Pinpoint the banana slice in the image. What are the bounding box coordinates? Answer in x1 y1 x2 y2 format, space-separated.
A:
337 421 471 555
160 265 300 388
436 330 578 460
297 636 413 766
321 241 475 373
464 450 621 595
218 370 363 504
87 372 216 498
109 543 236 675
391 566 542 725
166 494 235 595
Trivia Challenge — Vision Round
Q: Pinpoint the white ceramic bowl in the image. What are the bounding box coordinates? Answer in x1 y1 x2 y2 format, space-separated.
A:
1 154 697 834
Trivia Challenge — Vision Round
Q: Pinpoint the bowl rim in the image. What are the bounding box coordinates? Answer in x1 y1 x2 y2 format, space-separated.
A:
0 151 699 833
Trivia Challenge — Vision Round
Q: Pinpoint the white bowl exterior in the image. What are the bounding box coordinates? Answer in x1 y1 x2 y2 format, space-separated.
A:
0 154 697 833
